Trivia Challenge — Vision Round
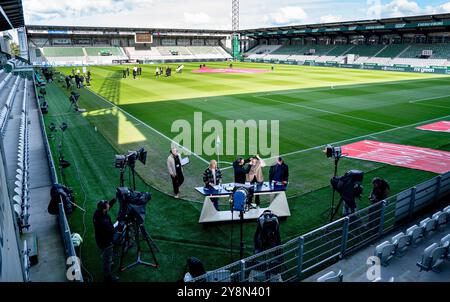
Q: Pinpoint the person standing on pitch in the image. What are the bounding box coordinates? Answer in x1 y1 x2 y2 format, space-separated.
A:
203 160 222 211
269 157 289 187
167 148 184 199
247 155 266 207
93 200 119 282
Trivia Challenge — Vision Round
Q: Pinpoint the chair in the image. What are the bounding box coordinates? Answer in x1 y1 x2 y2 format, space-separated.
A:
432 211 449 230
12 195 22 206
444 206 450 216
391 232 411 256
407 225 424 246
441 234 450 259
375 241 396 266
417 243 446 272
420 218 437 236
317 270 343 282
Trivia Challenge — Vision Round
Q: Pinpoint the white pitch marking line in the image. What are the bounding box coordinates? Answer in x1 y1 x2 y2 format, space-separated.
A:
408 94 450 104
255 77 450 98
413 103 450 110
254 94 398 128
267 113 450 161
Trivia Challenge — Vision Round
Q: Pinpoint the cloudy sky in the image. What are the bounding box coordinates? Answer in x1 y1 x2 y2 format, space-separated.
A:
22 0 450 29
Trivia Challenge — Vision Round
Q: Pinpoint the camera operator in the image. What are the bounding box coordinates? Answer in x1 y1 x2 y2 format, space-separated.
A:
233 157 251 184
368 178 390 232
93 200 119 282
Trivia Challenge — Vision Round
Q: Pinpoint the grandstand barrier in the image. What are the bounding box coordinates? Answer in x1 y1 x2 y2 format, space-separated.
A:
190 172 450 282
32 72 83 282
244 58 450 74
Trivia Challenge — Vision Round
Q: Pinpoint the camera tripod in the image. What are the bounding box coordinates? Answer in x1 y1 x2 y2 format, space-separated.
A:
329 156 342 222
118 166 137 190
118 219 159 272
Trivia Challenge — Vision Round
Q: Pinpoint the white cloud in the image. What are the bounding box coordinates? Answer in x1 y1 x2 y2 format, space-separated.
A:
24 0 155 22
380 0 421 17
265 6 308 26
21 0 450 30
183 12 212 25
425 2 450 14
319 14 343 24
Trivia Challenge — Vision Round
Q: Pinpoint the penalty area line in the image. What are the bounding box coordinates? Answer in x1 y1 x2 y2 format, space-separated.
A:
254 94 398 128
408 94 450 104
269 113 450 161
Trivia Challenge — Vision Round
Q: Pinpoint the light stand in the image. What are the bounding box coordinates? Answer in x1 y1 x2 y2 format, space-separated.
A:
239 211 244 259
49 122 70 180
231 188 248 260
329 156 342 222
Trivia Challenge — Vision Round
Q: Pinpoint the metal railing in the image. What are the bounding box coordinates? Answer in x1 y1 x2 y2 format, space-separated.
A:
191 172 450 282
32 74 83 282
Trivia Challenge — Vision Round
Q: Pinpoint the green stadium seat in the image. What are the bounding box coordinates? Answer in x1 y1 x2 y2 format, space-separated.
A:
375 44 407 58
42 47 84 57
85 47 123 56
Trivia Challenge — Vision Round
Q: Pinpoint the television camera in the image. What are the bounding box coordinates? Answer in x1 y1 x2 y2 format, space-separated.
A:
330 170 364 219
325 145 342 159
112 187 159 271
115 147 147 189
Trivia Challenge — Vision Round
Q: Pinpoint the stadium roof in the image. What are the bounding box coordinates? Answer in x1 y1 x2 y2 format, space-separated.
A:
26 25 233 36
241 13 450 38
0 0 24 31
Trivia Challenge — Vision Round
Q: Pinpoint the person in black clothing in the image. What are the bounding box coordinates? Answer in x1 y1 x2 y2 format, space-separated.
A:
74 74 80 89
123 69 127 78
269 157 289 186
65 76 71 89
93 200 119 282
368 178 390 232
132 68 137 79
126 67 130 77
233 157 251 184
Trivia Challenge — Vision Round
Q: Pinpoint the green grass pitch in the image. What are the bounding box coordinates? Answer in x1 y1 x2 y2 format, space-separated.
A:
44 62 450 281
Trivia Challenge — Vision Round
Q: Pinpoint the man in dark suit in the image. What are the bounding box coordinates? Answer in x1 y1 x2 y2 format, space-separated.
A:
269 157 289 186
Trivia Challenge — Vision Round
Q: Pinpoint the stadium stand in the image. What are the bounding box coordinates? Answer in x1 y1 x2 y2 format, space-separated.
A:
245 42 450 68
375 44 408 58
35 45 231 65
42 47 84 57
0 53 68 281
305 204 450 281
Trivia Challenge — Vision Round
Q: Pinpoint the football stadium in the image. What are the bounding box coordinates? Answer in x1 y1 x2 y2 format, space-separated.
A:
1 0 450 288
